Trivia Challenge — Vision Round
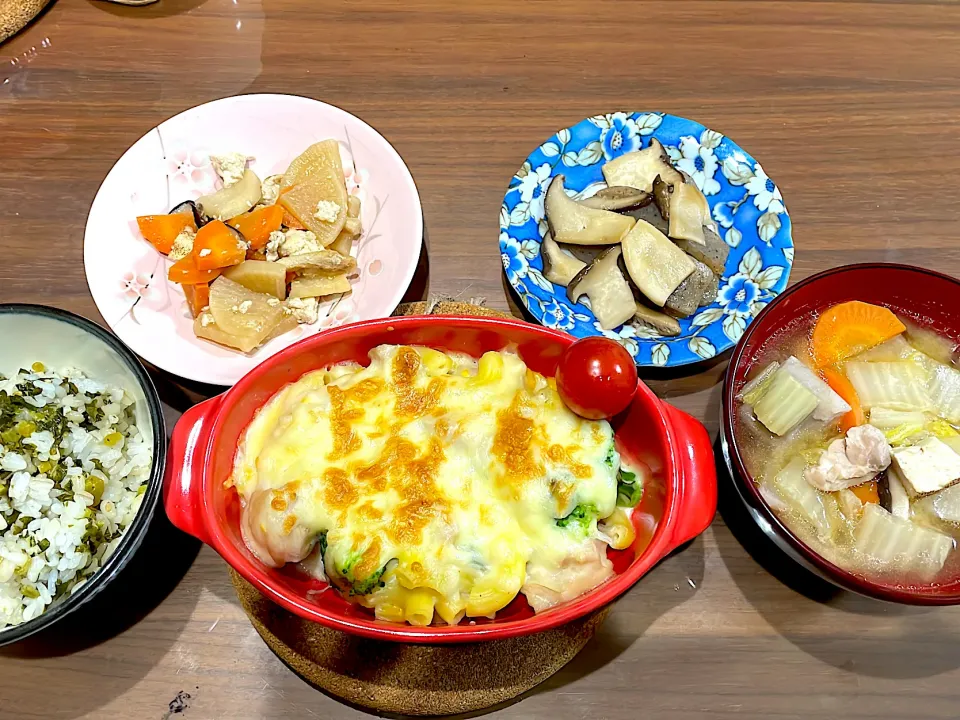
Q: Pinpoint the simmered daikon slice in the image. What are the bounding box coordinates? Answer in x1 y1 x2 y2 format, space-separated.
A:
208 276 287 340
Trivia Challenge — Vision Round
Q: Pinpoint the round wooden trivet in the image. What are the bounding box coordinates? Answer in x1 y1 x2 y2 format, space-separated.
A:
231 570 607 716
0 0 52 44
232 300 605 715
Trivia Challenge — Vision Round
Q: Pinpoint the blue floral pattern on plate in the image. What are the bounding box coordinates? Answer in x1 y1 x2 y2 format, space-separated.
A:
499 112 794 367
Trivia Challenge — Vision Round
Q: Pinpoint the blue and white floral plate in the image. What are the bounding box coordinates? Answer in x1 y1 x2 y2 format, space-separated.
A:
499 112 794 367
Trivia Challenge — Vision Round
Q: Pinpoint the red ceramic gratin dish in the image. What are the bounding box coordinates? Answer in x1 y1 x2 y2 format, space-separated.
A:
164 315 717 642
722 263 960 605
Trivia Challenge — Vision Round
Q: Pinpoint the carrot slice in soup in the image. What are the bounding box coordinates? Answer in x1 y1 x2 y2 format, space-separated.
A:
182 282 211 318
227 205 284 250
850 480 880 505
821 367 865 433
811 301 906 368
136 212 196 255
168 255 220 284
193 221 247 271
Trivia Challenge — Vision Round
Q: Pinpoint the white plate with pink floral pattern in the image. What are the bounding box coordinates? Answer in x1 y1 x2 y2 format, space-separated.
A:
84 94 423 386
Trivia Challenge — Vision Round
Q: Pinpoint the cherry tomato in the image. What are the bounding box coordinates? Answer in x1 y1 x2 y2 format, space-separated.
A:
555 337 638 420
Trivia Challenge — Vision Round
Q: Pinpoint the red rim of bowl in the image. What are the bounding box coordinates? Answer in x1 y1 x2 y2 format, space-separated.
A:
722 262 960 605
199 315 694 642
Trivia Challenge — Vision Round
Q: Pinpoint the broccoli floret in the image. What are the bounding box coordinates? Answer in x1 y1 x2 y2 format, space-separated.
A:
604 443 618 469
556 503 598 532
336 545 391 596
318 530 329 560
350 564 388 596
616 469 642 508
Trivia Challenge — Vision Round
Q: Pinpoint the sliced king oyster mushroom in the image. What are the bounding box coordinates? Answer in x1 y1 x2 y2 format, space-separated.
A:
540 233 586 287
545 175 636 245
619 219 696 307
578 186 653 211
601 138 684 193
566 246 637 330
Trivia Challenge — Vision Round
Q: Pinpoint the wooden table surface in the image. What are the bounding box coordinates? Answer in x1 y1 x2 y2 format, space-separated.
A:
3 1 960 718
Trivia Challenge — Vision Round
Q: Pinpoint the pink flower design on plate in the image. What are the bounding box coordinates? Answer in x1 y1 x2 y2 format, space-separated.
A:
120 271 152 298
167 149 212 187
346 167 368 196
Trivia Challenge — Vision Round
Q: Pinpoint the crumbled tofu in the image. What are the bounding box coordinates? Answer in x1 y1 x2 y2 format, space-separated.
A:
237 300 253 315
314 200 341 224
278 229 323 258
892 436 960 496
200 312 215 327
285 297 320 324
168 228 196 261
210 152 249 188
265 230 285 263
198 248 212 258
266 298 281 307
260 175 282 206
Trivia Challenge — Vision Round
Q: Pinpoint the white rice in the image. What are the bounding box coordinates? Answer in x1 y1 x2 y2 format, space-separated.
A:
0 364 152 629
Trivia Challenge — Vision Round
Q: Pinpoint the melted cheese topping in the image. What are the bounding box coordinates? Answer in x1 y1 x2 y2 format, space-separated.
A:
233 345 627 624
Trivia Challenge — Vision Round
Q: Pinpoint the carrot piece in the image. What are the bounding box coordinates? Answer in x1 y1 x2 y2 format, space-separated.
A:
850 480 880 505
227 205 284 250
282 211 307 230
811 301 906 369
278 185 308 229
821 367 865 433
168 254 220 284
182 282 211 318
136 212 196 255
193 220 247 271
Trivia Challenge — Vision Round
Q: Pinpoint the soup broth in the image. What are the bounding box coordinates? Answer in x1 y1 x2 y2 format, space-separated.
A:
734 302 960 587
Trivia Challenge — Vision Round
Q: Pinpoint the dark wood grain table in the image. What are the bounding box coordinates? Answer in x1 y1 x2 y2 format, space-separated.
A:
3 1 960 718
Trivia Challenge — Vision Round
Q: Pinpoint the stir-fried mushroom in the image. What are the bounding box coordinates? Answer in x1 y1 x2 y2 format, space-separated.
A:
619 219 695 307
566 246 636 330
601 138 683 193
652 175 713 246
545 175 636 245
579 186 652 211
540 233 586 287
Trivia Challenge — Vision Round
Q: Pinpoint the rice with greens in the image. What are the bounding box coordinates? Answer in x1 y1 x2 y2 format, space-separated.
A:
0 363 152 629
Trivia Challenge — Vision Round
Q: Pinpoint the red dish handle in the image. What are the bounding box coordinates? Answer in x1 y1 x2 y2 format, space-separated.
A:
162 395 222 546
662 403 718 551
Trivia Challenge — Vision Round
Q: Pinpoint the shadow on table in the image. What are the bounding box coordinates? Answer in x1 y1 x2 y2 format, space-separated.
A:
1 510 201 661
522 535 707 698
86 0 209 20
401 230 431 305
714 438 960 679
